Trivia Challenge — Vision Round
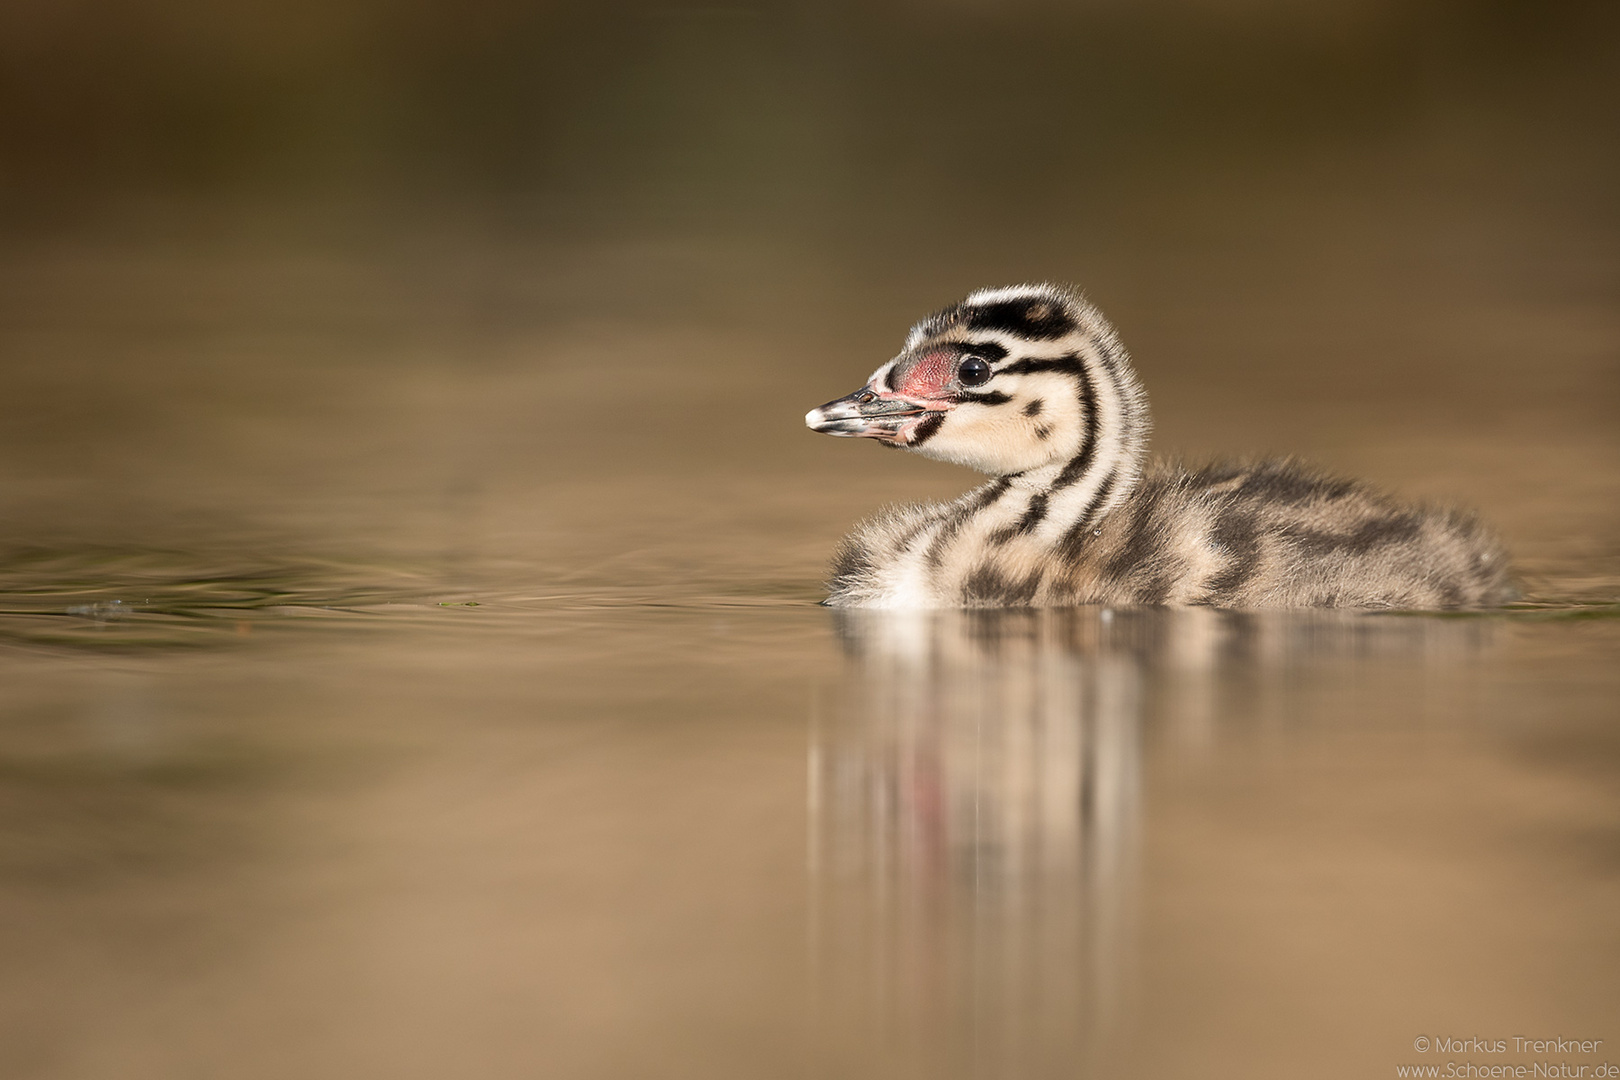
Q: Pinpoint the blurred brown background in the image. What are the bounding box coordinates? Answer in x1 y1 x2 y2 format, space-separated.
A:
3 0 1616 217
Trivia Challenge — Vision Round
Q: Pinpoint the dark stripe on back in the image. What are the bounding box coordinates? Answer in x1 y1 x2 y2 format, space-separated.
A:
1237 463 1357 504
960 565 1043 607
1136 568 1173 606
1101 488 1165 581
1279 514 1420 556
1187 460 1247 489
1203 504 1262 598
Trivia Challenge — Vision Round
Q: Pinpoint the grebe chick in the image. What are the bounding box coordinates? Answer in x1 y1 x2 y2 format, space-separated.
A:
805 284 1514 610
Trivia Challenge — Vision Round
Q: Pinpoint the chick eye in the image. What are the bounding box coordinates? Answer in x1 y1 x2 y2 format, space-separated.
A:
958 356 992 386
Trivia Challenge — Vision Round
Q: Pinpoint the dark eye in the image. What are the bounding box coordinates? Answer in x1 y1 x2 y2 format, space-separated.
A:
958 356 991 386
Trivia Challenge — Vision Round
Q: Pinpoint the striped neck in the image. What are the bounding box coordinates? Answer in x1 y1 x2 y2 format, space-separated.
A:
1005 335 1150 549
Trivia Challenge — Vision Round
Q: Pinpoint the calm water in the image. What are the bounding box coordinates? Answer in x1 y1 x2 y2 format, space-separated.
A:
1 130 1617 1078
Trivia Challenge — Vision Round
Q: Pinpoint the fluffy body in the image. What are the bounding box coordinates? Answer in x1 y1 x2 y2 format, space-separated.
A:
828 458 1510 609
808 284 1515 611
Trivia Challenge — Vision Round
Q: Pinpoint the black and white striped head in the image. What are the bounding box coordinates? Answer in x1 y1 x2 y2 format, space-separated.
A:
806 284 1149 479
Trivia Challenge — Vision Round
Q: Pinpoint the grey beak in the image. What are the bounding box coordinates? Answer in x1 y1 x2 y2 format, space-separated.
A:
805 387 930 438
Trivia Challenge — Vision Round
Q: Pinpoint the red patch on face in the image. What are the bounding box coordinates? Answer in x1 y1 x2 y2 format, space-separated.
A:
890 350 958 400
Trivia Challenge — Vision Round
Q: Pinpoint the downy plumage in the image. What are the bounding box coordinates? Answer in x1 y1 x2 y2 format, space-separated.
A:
805 284 1514 609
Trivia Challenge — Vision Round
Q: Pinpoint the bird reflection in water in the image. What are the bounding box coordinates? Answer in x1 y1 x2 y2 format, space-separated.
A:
810 608 1142 1080
808 606 1497 1079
